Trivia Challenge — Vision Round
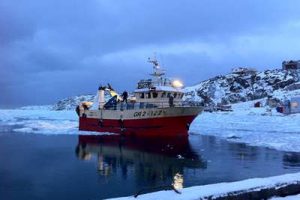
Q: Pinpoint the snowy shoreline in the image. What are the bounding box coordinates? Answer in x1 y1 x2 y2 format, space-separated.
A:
107 172 300 200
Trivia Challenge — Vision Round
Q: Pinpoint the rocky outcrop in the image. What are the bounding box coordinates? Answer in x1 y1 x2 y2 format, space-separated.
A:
184 69 300 107
53 95 95 110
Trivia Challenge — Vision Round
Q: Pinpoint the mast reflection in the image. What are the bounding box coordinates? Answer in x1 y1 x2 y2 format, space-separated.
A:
75 135 207 180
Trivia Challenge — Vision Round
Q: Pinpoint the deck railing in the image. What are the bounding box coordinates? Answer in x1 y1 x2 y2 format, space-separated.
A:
104 101 202 111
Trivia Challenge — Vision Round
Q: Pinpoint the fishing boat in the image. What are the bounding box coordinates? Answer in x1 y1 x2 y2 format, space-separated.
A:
76 58 202 137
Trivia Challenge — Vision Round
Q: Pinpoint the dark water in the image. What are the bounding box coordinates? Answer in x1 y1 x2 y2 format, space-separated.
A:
1 132 300 200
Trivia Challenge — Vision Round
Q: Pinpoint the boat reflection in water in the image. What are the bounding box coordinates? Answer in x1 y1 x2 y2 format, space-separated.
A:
75 135 207 181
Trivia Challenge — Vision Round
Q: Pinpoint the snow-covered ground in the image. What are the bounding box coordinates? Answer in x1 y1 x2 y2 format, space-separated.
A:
107 172 300 200
190 100 300 152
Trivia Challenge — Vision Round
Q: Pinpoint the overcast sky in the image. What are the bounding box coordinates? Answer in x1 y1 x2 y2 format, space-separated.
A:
1 0 300 108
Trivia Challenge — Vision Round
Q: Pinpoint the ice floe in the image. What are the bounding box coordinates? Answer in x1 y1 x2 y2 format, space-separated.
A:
0 109 112 135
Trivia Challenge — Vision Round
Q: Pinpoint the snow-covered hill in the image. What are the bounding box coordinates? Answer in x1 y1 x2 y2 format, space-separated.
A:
52 92 113 110
53 94 95 110
184 69 300 107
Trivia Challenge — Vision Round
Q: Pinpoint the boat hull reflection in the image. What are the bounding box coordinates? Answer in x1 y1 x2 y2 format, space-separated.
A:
75 135 207 178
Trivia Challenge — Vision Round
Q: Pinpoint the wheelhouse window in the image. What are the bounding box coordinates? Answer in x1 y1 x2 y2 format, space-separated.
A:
147 93 151 98
140 93 144 98
152 92 158 98
161 92 166 98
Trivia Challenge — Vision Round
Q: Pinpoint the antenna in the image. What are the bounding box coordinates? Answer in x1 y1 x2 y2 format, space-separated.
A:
148 57 159 68
148 55 165 77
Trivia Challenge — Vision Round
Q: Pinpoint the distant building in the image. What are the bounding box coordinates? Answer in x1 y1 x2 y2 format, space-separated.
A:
232 67 257 75
290 96 300 114
279 96 300 114
282 60 300 70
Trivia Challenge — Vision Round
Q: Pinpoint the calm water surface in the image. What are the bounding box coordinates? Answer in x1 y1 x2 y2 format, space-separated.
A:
0 132 300 200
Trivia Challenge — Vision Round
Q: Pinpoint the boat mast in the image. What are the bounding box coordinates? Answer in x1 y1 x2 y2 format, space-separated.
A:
148 57 166 86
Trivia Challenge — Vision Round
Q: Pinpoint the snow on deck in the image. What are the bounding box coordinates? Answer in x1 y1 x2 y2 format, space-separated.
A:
108 172 300 200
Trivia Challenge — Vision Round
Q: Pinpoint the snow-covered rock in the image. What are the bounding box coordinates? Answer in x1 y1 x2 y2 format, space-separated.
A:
184 69 300 107
52 90 115 111
53 94 95 110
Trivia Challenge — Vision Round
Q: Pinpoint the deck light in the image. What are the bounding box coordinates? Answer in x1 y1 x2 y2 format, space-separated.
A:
172 80 184 88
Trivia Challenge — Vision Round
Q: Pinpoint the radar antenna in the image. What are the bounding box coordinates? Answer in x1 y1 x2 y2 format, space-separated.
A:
148 57 165 77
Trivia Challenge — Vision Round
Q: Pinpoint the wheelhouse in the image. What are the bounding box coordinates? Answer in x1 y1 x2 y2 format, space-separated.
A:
133 58 184 107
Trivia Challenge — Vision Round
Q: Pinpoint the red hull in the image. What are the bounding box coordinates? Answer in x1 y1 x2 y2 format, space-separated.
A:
79 115 197 137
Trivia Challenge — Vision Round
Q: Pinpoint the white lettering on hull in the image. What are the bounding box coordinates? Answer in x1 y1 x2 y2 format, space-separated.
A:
133 110 167 118
82 107 202 120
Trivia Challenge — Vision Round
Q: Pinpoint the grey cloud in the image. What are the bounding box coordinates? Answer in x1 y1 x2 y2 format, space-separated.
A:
1 0 300 107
